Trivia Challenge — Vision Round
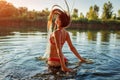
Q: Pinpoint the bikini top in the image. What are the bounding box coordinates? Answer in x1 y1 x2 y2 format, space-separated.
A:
49 30 66 46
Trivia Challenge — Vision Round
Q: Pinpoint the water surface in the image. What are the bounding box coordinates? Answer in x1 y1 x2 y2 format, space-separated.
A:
0 30 120 80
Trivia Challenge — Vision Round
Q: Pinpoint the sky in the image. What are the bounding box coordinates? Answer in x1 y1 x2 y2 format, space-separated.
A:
6 0 120 16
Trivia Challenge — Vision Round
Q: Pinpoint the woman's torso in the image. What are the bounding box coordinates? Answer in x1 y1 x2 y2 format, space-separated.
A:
48 29 67 66
49 29 67 56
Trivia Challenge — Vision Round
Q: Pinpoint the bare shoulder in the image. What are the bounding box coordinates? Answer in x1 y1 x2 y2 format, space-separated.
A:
53 30 61 37
63 29 69 35
65 31 70 38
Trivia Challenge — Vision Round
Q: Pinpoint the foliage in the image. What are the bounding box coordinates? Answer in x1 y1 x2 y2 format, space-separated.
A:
0 1 50 20
72 8 78 20
0 1 18 17
79 12 84 19
117 10 120 20
0 0 120 25
101 1 113 20
86 5 99 20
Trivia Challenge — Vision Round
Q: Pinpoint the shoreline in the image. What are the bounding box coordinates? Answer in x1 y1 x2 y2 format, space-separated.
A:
0 19 120 32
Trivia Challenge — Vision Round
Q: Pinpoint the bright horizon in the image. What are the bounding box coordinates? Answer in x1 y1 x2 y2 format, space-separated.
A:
6 0 120 17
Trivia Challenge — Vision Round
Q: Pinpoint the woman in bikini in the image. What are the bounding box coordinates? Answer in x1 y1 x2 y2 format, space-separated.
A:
46 7 86 73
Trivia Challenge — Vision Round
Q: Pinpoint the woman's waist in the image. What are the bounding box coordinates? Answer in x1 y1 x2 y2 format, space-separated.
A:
47 57 68 67
48 57 68 62
49 48 57 54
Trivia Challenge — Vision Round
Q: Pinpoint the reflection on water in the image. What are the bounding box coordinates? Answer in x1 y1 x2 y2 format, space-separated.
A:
0 30 120 80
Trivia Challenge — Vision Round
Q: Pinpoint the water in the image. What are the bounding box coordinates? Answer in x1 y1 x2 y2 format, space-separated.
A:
0 30 120 80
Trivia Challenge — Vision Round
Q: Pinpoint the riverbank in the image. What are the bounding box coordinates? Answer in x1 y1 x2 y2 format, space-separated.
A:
70 20 120 30
0 19 120 31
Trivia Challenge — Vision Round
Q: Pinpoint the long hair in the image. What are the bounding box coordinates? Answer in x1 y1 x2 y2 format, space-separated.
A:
47 5 71 32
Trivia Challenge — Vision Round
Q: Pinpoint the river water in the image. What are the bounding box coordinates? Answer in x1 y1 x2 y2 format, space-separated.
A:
0 30 120 80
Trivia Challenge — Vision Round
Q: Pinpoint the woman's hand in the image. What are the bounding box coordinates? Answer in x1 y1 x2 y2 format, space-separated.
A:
80 58 87 63
62 67 73 72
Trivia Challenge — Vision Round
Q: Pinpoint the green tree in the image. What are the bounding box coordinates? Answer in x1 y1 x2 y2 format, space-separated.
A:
86 5 99 20
118 10 120 20
72 8 78 20
118 10 120 17
101 1 113 20
94 5 99 17
80 12 84 19
111 13 116 20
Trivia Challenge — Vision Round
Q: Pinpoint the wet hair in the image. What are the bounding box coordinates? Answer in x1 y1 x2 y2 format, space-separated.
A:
47 6 70 31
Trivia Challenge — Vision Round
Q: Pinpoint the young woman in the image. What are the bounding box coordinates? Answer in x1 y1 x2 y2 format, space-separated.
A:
46 7 86 72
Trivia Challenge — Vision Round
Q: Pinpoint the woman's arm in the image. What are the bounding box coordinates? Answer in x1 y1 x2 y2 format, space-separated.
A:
66 32 86 62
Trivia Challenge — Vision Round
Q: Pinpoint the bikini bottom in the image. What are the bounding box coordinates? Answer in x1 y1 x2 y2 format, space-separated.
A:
48 57 68 63
47 57 68 73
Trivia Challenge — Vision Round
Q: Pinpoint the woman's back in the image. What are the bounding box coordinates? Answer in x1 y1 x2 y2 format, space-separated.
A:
49 29 67 58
